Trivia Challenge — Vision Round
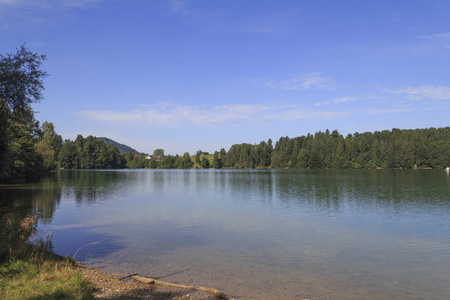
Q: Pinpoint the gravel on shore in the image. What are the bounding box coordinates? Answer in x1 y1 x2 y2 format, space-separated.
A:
77 264 214 300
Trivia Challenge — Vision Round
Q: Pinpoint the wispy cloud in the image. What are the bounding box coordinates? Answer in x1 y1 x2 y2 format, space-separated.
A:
419 32 450 41
386 86 450 101
418 32 450 50
250 73 336 91
79 101 426 127
270 109 350 121
362 107 417 114
313 93 390 106
0 0 101 28
0 0 101 9
78 102 348 126
315 96 358 106
169 0 186 14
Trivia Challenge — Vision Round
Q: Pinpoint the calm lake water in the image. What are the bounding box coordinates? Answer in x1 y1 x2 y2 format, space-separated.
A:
1 169 450 299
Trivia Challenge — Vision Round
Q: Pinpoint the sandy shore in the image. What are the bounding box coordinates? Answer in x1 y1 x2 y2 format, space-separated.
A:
77 263 218 300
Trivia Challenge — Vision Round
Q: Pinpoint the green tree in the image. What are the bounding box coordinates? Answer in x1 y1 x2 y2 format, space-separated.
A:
195 150 202 164
332 139 345 168
259 140 271 167
58 135 125 169
8 109 41 179
308 148 323 169
0 45 47 181
182 152 193 169
152 149 164 158
201 156 210 169
297 147 310 168
212 151 222 169
0 45 47 113
0 101 11 179
34 121 62 171
149 158 158 169
59 140 76 169
272 136 293 168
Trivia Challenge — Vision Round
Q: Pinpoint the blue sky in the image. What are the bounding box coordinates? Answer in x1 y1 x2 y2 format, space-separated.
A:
1 0 449 155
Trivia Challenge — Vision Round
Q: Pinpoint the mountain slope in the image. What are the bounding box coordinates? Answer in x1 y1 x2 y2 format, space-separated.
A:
96 137 138 154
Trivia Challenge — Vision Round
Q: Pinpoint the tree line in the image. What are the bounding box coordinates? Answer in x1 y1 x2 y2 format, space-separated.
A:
126 126 450 170
2 46 449 183
218 128 450 169
23 123 448 173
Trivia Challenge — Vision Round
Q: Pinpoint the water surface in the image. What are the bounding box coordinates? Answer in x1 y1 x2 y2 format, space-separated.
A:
1 169 449 299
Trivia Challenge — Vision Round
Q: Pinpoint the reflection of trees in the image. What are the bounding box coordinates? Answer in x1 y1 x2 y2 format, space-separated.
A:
273 169 344 212
0 175 62 224
2 169 448 228
269 169 450 215
0 185 36 222
224 170 275 205
0 170 132 224
189 169 449 216
144 169 449 215
32 176 62 223
57 170 136 206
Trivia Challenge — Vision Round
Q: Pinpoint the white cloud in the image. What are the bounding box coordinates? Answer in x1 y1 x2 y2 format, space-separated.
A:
252 73 335 91
418 32 450 50
0 0 101 27
419 32 450 41
0 0 101 9
315 96 358 106
270 109 350 121
77 102 347 126
362 107 417 114
78 84 444 128
210 104 271 122
386 86 450 101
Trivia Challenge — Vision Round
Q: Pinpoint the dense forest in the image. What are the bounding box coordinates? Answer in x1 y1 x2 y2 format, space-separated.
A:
221 128 450 169
53 127 450 171
59 135 126 169
1 46 449 183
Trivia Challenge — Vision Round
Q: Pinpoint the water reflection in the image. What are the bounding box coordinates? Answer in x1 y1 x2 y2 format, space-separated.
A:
1 169 450 299
2 169 449 223
266 169 450 217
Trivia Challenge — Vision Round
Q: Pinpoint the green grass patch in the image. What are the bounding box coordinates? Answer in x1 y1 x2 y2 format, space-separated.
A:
0 258 93 300
191 153 215 169
191 153 214 162
0 213 94 300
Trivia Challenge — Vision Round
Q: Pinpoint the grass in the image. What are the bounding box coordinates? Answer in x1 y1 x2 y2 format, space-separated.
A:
0 258 93 300
191 153 215 168
0 213 94 300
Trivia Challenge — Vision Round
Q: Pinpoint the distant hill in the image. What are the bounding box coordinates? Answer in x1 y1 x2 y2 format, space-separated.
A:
96 137 139 154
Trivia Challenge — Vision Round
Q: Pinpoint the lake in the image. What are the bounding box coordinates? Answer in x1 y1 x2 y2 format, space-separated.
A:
1 169 450 299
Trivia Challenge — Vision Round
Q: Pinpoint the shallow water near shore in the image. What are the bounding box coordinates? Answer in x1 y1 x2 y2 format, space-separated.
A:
2 169 450 299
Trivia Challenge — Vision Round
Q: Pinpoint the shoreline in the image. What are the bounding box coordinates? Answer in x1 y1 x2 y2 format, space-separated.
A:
77 262 227 300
